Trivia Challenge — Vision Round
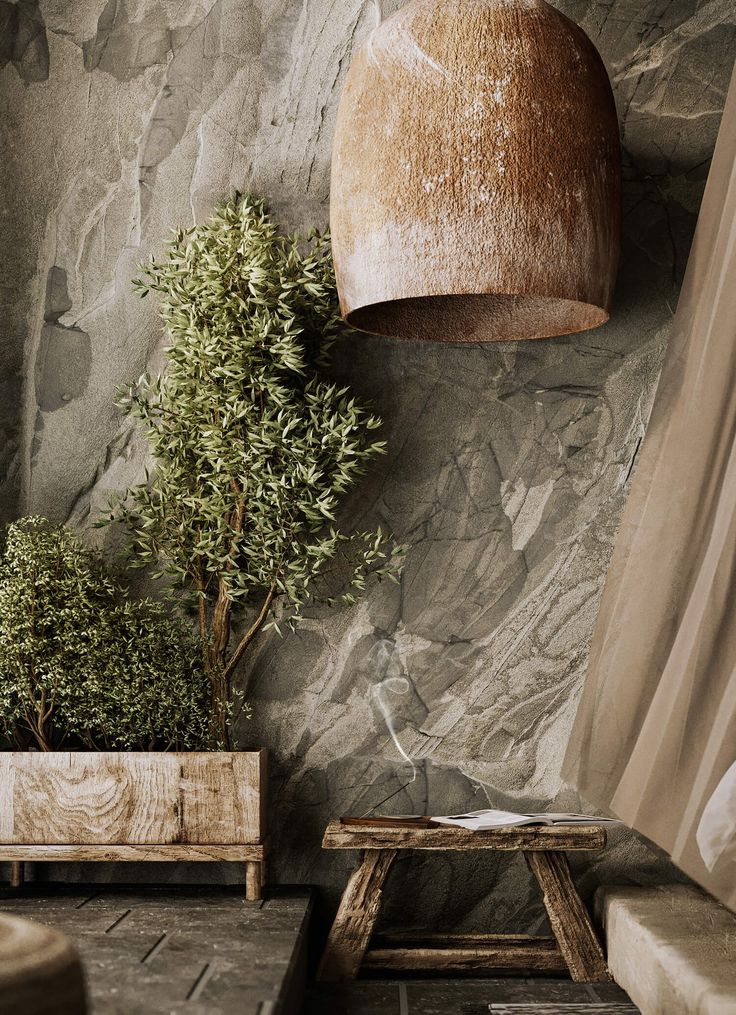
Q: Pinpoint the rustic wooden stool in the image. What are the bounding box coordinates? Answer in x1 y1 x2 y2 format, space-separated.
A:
317 822 610 983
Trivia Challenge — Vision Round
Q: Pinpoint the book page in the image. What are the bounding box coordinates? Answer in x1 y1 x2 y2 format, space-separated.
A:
431 809 618 830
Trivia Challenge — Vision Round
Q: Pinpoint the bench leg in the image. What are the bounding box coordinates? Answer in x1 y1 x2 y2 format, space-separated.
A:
245 861 262 902
525 850 610 982
9 862 24 890
317 848 397 982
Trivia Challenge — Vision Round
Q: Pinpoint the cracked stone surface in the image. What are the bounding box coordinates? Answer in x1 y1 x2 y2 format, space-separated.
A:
1 1 735 931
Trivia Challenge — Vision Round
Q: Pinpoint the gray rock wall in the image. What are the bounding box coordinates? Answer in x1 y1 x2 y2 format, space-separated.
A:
1 1 735 930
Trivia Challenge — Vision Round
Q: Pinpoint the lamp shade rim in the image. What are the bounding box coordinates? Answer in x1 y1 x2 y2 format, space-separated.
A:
345 290 611 343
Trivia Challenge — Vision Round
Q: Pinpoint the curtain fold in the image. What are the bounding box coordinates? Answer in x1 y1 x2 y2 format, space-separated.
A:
563 62 736 912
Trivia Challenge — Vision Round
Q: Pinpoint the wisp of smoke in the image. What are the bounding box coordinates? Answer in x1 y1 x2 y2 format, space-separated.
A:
367 640 418 804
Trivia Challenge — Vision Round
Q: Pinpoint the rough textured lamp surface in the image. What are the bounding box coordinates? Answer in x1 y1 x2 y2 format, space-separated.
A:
330 0 622 343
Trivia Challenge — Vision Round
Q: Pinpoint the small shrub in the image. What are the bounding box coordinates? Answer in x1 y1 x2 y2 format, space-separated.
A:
0 517 217 751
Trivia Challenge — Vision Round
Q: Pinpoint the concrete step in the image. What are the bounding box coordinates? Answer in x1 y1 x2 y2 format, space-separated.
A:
596 884 736 1015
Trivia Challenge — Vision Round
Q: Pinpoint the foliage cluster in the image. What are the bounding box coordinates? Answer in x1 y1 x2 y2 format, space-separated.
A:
0 518 215 752
0 197 398 754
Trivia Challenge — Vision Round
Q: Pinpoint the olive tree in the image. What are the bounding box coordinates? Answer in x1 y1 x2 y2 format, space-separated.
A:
113 195 397 745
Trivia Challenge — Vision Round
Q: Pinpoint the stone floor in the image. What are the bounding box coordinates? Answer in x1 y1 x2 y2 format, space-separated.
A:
0 885 311 1014
0 884 643 1014
303 979 640 1014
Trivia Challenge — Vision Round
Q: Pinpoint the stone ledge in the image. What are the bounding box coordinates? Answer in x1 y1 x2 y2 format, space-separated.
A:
596 884 736 1015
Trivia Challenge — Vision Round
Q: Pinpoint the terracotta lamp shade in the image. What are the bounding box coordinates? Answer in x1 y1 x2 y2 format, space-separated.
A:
330 0 621 343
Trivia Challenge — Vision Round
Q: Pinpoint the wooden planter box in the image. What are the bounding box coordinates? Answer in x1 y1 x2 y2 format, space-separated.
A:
0 751 266 900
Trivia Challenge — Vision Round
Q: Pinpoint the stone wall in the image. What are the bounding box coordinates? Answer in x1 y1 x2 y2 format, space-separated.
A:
1 1 735 930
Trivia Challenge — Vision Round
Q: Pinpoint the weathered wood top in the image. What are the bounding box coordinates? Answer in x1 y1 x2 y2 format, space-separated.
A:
0 751 266 846
0 887 311 1015
322 821 607 852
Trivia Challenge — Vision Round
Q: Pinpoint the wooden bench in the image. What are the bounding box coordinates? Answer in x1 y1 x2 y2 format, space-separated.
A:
317 822 610 983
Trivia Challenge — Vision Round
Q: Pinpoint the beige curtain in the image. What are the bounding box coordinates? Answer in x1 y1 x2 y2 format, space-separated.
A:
564 63 736 913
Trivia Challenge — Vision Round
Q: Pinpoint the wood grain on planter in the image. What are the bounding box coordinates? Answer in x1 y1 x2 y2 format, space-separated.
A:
0 844 264 861
0 752 265 845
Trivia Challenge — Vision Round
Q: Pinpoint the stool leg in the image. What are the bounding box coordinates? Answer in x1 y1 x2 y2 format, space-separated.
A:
317 848 397 982
525 850 610 982
9 862 24 890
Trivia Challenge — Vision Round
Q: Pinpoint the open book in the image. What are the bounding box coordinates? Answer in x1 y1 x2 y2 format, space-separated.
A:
430 808 618 831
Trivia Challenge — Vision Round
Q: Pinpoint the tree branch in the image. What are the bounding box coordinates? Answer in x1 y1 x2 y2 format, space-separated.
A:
211 485 246 663
222 585 275 684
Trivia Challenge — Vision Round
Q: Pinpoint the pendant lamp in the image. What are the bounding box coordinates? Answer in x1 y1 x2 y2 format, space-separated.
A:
330 0 621 343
